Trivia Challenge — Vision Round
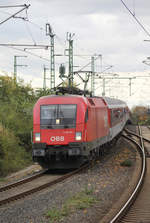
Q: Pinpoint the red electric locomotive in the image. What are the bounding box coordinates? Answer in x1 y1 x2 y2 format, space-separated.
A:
32 95 130 169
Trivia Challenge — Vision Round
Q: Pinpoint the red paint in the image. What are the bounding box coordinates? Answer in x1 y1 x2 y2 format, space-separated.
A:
33 95 129 146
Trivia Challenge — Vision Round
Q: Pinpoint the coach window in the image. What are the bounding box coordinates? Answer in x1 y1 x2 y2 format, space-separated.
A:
120 109 123 119
111 109 115 126
85 108 88 123
115 109 119 118
117 110 121 118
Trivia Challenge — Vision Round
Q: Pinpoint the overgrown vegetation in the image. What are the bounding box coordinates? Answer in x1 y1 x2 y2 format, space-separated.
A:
0 76 49 176
46 187 97 223
131 105 150 125
0 76 86 177
120 159 133 167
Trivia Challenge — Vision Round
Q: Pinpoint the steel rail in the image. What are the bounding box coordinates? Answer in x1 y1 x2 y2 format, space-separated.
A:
0 170 46 192
124 127 150 143
0 163 89 206
110 126 146 223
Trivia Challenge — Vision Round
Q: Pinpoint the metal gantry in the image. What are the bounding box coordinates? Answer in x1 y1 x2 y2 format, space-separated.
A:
43 65 49 90
0 4 30 25
91 55 112 96
66 33 75 87
98 75 150 97
91 56 95 96
46 23 55 90
0 44 50 48
98 76 136 96
13 55 27 82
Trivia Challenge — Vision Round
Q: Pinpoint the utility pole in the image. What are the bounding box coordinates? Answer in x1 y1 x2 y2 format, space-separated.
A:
13 55 27 82
66 32 75 87
43 65 49 90
46 23 55 90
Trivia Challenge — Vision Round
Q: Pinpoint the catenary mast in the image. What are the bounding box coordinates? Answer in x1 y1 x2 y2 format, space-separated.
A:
46 23 55 90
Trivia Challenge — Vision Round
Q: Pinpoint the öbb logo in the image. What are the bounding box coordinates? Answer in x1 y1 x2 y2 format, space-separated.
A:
50 136 64 142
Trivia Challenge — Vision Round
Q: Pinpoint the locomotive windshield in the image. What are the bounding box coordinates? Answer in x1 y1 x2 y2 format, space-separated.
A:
40 104 76 129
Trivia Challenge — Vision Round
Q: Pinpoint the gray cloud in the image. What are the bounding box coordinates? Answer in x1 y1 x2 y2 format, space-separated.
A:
0 0 150 85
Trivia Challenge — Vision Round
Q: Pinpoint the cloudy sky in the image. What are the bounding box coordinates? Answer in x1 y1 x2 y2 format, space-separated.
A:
0 0 150 107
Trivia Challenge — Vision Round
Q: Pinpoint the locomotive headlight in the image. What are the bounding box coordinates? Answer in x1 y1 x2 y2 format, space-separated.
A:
35 133 40 142
75 132 82 141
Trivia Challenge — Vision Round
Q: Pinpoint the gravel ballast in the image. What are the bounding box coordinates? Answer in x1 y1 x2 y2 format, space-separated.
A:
0 137 137 223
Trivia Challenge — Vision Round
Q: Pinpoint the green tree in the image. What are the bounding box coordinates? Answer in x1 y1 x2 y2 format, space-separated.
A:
131 106 150 125
0 76 36 176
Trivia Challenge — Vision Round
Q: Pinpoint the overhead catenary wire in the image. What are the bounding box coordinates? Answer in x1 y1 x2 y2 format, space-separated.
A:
0 4 30 25
0 7 44 31
55 35 66 49
77 56 101 72
0 43 50 48
133 0 135 15
23 19 37 45
22 10 38 45
1 45 50 62
120 0 150 38
27 20 43 31
0 9 13 16
0 5 27 8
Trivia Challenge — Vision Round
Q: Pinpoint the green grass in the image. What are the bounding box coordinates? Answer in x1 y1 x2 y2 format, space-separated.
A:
84 185 94 195
0 177 6 182
46 208 64 222
46 186 97 222
120 159 133 167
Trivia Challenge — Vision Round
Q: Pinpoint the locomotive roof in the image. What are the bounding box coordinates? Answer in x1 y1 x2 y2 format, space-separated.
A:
38 95 127 108
37 94 88 105
102 97 127 108
39 94 85 99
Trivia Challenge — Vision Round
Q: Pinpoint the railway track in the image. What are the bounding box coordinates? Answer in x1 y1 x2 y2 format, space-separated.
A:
108 125 150 222
0 163 89 207
0 169 46 192
125 126 150 157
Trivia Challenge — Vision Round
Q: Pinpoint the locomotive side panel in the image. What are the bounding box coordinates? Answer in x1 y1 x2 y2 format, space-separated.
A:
85 97 110 151
86 106 96 142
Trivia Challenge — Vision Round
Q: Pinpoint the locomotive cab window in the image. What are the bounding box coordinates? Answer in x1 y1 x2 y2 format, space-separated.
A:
40 104 77 129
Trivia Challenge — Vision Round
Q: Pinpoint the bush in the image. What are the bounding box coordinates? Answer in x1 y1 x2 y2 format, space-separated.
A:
0 76 35 176
120 159 133 167
0 128 31 176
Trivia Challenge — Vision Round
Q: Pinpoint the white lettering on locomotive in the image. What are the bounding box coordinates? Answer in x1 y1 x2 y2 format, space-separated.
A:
50 136 64 142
